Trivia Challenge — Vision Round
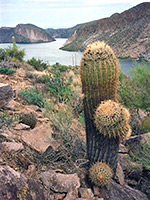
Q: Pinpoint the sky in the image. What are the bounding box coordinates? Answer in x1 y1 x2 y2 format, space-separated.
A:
0 0 149 29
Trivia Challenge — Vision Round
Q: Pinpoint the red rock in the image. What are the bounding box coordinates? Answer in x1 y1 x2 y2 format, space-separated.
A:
14 123 30 130
64 186 79 200
21 124 59 153
40 170 80 193
0 165 45 200
0 83 13 108
115 162 125 185
25 165 36 177
2 142 24 152
79 188 94 199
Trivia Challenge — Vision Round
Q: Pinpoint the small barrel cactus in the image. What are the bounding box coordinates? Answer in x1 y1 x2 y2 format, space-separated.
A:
94 100 131 139
89 162 113 187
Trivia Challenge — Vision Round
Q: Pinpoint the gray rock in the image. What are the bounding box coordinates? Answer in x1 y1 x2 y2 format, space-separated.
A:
2 142 24 152
40 170 80 193
0 83 13 108
107 180 148 200
0 165 45 200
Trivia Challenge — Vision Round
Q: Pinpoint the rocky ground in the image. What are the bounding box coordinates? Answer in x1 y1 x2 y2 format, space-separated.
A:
0 64 150 200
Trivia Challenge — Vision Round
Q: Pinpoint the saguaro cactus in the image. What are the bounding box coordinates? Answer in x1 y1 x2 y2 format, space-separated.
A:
80 41 127 174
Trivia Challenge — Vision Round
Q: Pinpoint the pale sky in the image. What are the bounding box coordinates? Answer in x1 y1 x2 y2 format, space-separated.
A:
0 0 149 29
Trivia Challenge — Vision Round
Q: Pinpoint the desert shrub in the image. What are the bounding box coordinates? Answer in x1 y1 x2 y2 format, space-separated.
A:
0 67 16 75
27 57 49 71
140 117 150 132
0 48 8 61
45 67 74 102
0 111 18 128
51 62 70 73
0 37 25 62
131 137 150 170
18 87 45 108
43 100 86 172
118 61 150 115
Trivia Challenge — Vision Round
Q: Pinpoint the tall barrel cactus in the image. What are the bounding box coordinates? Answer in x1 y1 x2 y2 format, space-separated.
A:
80 41 131 175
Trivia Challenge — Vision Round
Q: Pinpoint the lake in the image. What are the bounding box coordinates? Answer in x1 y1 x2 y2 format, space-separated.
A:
0 38 149 76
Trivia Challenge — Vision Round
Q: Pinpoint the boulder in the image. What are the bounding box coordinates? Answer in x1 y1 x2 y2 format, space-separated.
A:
21 124 59 153
0 83 13 108
40 170 80 193
0 165 45 200
1 142 24 152
107 180 148 200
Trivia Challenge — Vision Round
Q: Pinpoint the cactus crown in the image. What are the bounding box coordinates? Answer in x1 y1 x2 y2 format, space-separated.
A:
94 100 131 139
89 161 113 187
80 41 119 119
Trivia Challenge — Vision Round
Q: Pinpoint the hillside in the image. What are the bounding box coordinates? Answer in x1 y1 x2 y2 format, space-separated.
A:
0 42 150 199
45 20 99 38
61 2 150 59
0 23 55 43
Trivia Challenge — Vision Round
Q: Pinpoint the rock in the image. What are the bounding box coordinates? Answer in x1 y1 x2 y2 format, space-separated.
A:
125 132 150 154
0 83 13 108
64 186 78 200
14 123 30 130
19 108 37 129
25 165 36 178
0 128 15 141
107 180 148 200
118 153 131 171
119 144 128 153
93 186 109 200
115 162 125 185
1 142 24 152
0 165 45 200
4 99 22 111
40 170 80 193
51 193 66 200
79 188 94 198
16 153 32 168
21 124 59 153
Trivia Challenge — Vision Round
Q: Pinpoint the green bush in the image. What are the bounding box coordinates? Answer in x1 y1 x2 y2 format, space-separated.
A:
18 87 45 108
141 117 150 132
41 66 74 102
0 37 25 62
0 48 8 61
27 57 49 71
51 62 70 73
131 137 150 170
118 61 150 115
0 112 18 128
0 67 16 75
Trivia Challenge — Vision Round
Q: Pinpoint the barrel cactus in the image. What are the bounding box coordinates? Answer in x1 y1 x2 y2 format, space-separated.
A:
80 41 120 173
89 162 113 187
80 41 119 119
94 100 131 139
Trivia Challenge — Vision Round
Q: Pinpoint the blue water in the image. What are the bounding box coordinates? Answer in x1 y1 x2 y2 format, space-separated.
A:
0 38 149 76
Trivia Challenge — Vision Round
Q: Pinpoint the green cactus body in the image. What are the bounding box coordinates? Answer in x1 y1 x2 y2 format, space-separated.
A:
80 41 119 119
80 41 120 173
94 100 131 139
89 162 113 187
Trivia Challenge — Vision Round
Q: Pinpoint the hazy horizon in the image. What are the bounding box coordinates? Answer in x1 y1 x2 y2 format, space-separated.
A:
0 0 149 29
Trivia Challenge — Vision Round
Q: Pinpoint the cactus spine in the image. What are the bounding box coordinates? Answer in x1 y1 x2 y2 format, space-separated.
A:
94 100 131 139
89 162 113 187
